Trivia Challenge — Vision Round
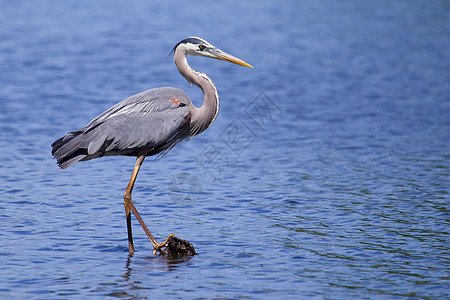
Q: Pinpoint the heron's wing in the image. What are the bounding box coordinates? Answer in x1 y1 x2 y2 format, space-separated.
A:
83 87 191 132
86 108 190 155
52 87 192 169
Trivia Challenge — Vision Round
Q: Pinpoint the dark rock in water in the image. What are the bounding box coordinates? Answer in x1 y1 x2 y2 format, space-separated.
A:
160 236 197 258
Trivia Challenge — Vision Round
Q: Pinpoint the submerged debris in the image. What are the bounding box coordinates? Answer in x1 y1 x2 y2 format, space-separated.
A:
159 235 197 259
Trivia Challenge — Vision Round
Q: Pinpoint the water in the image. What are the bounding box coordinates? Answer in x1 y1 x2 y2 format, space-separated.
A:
1 1 449 299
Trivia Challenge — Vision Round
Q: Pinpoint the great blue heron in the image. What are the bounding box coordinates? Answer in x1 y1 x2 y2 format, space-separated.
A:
51 37 252 256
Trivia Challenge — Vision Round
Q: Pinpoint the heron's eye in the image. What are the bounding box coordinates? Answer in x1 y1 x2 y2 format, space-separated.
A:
199 45 206 51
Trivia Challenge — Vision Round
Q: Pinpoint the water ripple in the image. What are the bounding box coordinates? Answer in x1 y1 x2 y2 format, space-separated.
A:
1 0 449 299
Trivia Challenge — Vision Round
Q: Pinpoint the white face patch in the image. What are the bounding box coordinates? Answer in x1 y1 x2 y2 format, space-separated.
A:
177 37 216 58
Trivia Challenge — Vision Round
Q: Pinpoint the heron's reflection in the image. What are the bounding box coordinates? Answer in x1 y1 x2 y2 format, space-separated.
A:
120 252 195 289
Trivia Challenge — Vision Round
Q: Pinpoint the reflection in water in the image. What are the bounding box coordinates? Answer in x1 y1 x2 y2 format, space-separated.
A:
102 254 196 298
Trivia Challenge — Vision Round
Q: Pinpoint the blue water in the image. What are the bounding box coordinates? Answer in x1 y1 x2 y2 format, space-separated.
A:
1 1 449 299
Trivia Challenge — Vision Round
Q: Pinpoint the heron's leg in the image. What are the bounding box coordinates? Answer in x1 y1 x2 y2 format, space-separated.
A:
125 205 134 254
127 198 172 255
123 154 158 252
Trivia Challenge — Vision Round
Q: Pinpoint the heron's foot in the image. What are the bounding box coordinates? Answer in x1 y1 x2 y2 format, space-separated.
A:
152 234 176 255
153 234 197 258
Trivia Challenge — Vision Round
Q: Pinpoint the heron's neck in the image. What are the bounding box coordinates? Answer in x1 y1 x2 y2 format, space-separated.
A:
174 51 219 135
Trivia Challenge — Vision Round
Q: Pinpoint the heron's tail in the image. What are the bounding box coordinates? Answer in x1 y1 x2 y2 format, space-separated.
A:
51 131 88 169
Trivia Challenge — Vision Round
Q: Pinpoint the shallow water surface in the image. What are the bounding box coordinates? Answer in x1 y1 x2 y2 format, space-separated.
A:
0 1 449 299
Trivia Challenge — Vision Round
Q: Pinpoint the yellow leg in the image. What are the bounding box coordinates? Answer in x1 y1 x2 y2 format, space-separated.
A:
123 153 158 252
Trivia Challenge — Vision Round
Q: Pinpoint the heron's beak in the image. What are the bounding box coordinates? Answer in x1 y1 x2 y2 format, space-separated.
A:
213 49 253 68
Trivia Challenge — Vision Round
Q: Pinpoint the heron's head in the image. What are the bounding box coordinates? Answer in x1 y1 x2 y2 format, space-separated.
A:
172 37 253 68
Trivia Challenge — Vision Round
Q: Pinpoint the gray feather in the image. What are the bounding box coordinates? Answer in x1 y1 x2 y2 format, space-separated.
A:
52 87 192 169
